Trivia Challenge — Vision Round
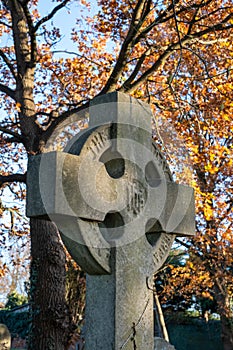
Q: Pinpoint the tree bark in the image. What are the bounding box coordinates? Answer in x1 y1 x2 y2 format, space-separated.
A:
4 2 75 347
220 294 233 350
221 314 233 350
28 219 72 350
214 285 233 350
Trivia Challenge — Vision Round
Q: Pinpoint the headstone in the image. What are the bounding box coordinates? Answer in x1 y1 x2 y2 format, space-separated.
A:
27 92 195 349
0 324 11 350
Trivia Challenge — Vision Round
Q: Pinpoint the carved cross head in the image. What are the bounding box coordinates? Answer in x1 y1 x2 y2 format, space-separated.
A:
27 92 195 275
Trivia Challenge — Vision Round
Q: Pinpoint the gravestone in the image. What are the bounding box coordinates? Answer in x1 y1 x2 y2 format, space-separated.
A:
0 324 11 350
27 92 195 349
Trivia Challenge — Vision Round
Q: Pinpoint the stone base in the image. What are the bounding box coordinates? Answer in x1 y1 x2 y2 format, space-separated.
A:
154 337 176 350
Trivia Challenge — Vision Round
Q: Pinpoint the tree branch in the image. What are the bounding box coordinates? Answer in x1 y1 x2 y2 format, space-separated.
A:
133 1 177 44
1 136 22 143
0 20 12 29
182 6 233 28
0 126 23 141
121 20 233 93
0 83 16 100
100 0 227 94
21 1 37 64
42 100 90 144
183 46 231 98
133 0 216 45
171 0 182 50
18 0 31 4
123 50 150 90
4 0 32 75
186 1 203 35
100 0 151 94
52 50 103 67
0 173 27 186
120 47 173 93
34 0 72 32
175 238 192 250
0 49 17 80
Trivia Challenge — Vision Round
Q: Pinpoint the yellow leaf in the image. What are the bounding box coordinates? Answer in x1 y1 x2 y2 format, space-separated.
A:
204 203 213 221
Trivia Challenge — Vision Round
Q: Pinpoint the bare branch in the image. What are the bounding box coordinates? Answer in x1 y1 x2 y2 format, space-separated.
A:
186 0 204 35
133 0 215 45
169 0 184 86
1 136 22 143
0 83 16 100
195 38 229 45
0 49 17 79
0 20 12 29
52 50 103 67
171 0 182 49
100 0 151 94
0 173 27 186
181 6 233 28
120 48 173 93
139 0 153 23
121 20 233 93
34 0 71 32
100 0 228 94
133 0 178 43
0 126 23 141
175 238 192 250
42 100 90 143
123 50 150 90
183 46 231 98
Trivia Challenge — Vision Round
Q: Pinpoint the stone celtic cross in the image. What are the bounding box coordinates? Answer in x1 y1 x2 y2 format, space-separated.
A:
27 92 195 350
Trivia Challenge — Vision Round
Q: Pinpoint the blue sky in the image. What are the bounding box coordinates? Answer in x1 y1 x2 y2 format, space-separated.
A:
37 0 99 52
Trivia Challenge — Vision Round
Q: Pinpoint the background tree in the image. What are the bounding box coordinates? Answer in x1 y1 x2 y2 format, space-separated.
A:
154 61 233 349
0 0 232 349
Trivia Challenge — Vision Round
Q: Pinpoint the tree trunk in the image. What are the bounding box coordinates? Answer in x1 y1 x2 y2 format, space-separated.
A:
220 294 233 350
221 314 233 350
28 218 72 350
214 285 233 350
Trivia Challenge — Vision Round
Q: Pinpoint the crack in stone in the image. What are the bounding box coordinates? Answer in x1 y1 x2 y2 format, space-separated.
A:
119 298 150 349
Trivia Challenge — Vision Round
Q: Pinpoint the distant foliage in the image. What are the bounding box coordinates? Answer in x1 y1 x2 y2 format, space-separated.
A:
4 291 28 310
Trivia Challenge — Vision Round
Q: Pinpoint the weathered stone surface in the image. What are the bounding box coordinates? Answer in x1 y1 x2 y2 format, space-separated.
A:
0 324 11 350
26 92 195 350
26 151 117 222
154 337 176 350
85 238 157 349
